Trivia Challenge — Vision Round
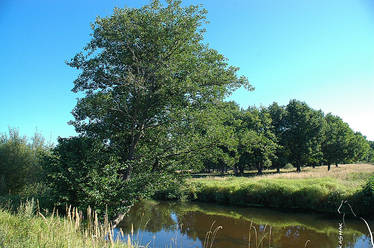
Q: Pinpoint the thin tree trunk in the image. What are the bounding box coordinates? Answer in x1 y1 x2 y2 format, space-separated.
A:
122 128 143 181
233 165 239 176
328 164 331 171
296 163 301 173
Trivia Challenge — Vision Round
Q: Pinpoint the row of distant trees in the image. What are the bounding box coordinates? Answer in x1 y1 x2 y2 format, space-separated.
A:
201 100 373 175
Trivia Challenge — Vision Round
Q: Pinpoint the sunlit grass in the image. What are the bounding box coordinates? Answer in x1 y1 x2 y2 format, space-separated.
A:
191 164 374 191
185 164 374 214
0 200 134 248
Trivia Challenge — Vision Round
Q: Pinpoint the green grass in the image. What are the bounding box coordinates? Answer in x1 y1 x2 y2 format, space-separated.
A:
0 200 134 248
191 177 347 211
157 164 374 216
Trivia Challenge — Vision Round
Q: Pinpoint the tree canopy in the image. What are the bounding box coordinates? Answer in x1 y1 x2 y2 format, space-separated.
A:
53 0 252 211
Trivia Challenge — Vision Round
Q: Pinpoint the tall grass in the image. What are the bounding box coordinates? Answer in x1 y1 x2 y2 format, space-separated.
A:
0 200 134 248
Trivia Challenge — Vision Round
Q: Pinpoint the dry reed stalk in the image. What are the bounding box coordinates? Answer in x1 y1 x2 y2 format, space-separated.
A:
209 225 223 248
203 221 216 248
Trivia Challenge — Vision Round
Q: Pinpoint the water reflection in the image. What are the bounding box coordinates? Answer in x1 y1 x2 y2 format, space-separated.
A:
117 200 373 248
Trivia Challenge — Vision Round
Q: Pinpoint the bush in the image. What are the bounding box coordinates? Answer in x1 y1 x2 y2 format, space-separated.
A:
153 177 200 201
349 175 374 216
42 137 131 216
0 129 50 195
284 163 294 169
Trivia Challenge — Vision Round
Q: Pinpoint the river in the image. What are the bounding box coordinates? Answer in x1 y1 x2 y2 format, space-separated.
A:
115 200 373 248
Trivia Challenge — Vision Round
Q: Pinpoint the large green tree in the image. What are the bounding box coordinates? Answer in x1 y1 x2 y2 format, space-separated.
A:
66 0 251 201
321 114 354 170
201 101 242 175
237 107 277 175
266 102 289 172
368 140 374 163
283 100 325 172
347 132 371 163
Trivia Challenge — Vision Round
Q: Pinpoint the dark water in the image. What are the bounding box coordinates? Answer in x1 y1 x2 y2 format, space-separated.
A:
116 200 373 248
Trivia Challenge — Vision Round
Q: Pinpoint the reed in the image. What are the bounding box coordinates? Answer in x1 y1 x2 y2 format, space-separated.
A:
0 199 136 248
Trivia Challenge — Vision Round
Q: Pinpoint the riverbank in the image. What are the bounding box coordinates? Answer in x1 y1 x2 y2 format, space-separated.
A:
0 200 133 248
155 164 374 217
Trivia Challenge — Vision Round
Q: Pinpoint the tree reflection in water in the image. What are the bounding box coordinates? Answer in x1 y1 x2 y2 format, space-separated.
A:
116 200 372 248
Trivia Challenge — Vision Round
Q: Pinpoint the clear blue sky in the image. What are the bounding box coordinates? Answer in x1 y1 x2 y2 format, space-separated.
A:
1 0 374 143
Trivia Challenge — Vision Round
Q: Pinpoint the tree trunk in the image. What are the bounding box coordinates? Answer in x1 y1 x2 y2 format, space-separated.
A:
312 164 315 168
335 163 338 168
328 164 331 171
296 163 301 173
233 165 239 176
277 166 280 173
122 129 143 181
239 166 244 176
151 158 159 172
257 163 263 175
220 166 225 175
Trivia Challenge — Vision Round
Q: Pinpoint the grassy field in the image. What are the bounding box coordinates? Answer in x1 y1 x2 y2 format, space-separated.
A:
0 200 134 248
192 164 374 191
157 164 374 216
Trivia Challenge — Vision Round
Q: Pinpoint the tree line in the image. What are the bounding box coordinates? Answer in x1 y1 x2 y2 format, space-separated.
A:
201 100 373 175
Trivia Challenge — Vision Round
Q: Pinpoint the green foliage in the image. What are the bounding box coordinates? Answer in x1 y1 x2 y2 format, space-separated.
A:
42 137 131 216
322 114 353 168
266 102 289 171
237 107 278 175
185 177 348 212
283 100 325 172
153 176 200 201
63 0 251 210
348 174 374 216
368 141 374 163
0 128 50 195
284 163 294 169
67 0 251 178
347 132 371 163
161 171 374 216
363 175 374 194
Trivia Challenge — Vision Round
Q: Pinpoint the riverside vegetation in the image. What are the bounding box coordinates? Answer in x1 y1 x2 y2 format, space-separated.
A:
155 164 374 217
0 200 137 248
1 0 374 247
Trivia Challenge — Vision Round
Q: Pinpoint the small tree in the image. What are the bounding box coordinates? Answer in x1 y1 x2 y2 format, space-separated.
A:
0 128 48 194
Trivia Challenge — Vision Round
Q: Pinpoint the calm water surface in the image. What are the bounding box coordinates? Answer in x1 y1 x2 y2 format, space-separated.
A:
116 200 373 248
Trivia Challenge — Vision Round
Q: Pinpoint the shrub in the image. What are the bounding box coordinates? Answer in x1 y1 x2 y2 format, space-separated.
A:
0 129 50 195
349 175 374 216
284 163 294 169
